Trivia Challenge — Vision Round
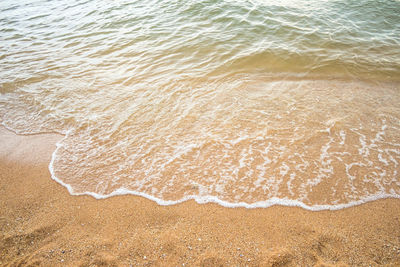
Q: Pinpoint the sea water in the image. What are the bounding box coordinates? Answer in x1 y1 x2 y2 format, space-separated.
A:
1 0 399 210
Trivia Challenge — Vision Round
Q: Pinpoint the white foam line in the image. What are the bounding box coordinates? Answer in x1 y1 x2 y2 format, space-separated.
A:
48 135 400 211
2 121 398 212
2 121 391 212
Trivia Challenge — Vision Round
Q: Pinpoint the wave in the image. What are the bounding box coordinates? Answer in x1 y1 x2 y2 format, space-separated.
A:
1 0 400 209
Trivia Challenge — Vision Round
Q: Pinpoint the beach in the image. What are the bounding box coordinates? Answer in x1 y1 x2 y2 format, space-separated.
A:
1 126 400 266
1 0 400 265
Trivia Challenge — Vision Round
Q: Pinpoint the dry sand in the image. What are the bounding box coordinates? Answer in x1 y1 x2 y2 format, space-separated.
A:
0 126 399 266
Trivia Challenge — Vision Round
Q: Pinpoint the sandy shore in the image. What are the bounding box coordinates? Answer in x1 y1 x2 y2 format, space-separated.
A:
0 126 399 266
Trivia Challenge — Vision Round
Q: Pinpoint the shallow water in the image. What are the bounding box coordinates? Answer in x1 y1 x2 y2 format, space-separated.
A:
1 0 400 209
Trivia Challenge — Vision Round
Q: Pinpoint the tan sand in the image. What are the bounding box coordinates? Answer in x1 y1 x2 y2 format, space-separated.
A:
0 126 399 266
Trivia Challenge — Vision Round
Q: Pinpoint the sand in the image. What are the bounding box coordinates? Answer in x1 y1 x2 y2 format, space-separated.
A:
0 126 399 266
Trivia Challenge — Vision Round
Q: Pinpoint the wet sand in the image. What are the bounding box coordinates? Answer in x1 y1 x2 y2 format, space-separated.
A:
1 126 399 266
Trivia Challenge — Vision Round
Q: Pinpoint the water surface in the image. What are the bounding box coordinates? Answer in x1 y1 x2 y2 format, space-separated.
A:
1 0 400 209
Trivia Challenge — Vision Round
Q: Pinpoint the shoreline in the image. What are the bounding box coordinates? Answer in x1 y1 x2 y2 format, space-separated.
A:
1 126 400 266
7 124 399 212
